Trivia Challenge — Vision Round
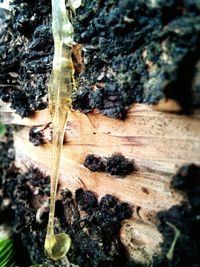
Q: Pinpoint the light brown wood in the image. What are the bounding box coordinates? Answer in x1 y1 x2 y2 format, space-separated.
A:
0 100 51 126
153 98 182 112
13 104 200 209
10 103 200 263
120 219 163 265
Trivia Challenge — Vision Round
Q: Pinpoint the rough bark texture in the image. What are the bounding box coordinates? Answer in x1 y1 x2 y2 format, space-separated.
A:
1 0 200 118
0 1 200 267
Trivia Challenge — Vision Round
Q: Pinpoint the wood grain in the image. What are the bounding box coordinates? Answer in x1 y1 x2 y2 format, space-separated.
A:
13 104 200 211
11 103 200 262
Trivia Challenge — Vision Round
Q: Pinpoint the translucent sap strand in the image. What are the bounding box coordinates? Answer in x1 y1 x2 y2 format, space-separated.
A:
44 0 76 261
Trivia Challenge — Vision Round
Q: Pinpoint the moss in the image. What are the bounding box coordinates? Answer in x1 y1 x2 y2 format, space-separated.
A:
0 123 6 136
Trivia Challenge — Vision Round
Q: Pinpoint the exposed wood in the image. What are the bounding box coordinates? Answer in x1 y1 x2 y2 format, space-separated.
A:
13 104 200 210
0 100 51 126
153 98 182 112
8 103 200 263
120 219 163 265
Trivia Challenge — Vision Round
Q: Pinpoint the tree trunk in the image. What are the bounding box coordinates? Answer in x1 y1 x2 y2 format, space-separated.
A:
0 1 200 266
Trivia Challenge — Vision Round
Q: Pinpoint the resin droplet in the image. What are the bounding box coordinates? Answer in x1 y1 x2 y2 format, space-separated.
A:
44 233 71 261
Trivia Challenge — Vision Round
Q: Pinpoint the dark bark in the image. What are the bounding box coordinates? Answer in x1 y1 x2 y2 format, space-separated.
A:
1 0 200 118
0 1 200 266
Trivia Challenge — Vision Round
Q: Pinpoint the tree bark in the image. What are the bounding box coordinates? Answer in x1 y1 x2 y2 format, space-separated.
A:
1 1 200 266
